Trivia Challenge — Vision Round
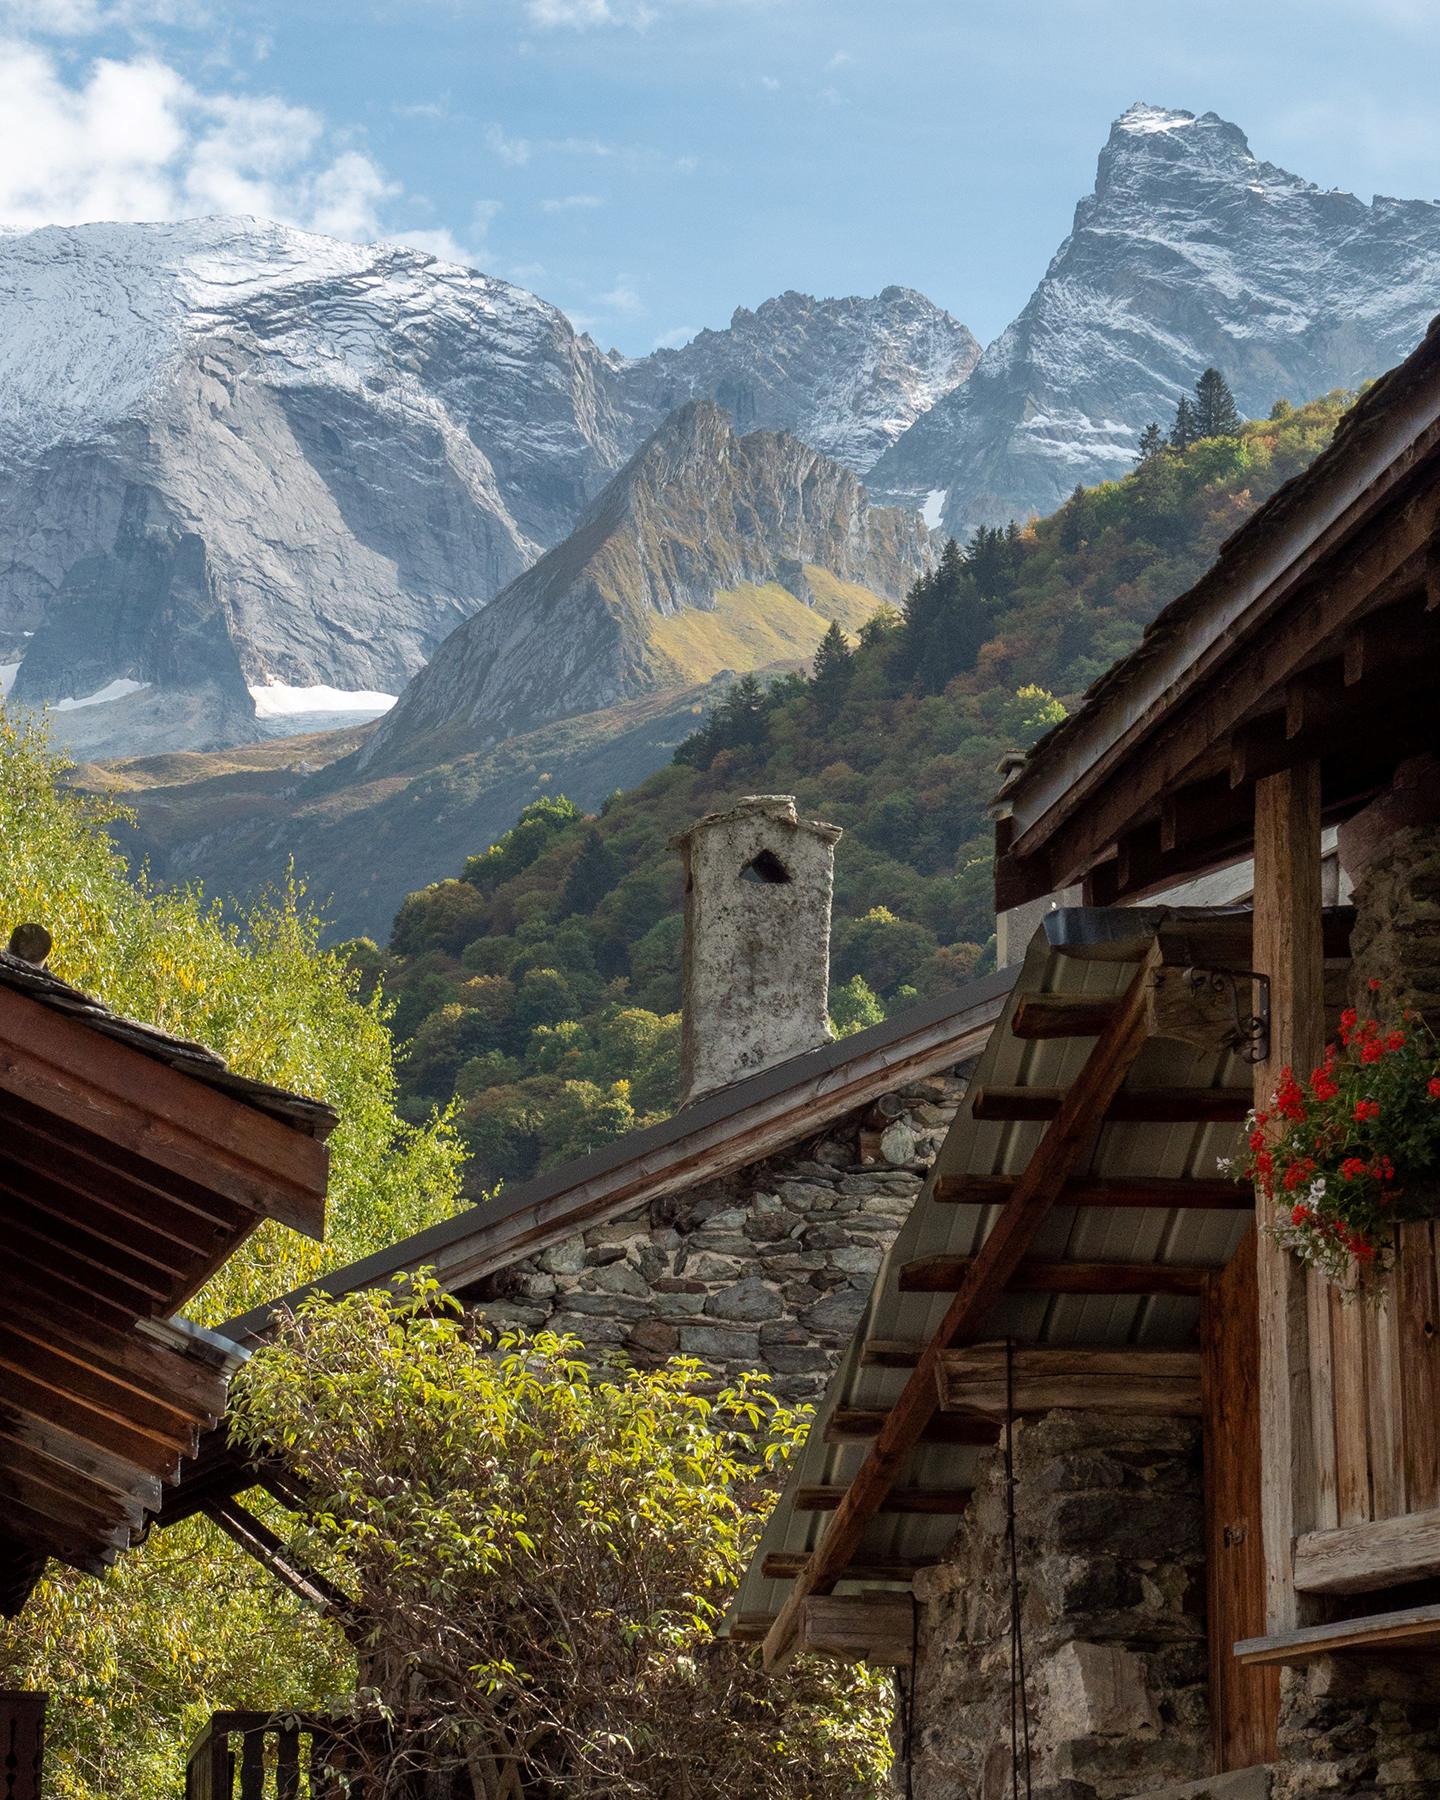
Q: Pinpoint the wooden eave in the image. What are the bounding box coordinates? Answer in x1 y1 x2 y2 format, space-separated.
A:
0 959 334 1613
726 907 1351 1669
993 319 1440 909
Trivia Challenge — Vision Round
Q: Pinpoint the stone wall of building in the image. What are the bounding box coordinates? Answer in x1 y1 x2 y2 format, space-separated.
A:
1268 1665 1440 1800
901 1412 1211 1800
469 1069 966 1401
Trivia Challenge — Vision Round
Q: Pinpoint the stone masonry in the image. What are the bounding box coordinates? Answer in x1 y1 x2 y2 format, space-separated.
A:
470 1070 966 1402
902 1412 1211 1800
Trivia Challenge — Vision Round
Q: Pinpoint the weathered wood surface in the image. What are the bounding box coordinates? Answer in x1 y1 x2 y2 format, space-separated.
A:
799 1593 914 1666
1294 1504 1440 1594
1201 1230 1278 1771
969 1085 1251 1123
932 1174 1249 1210
899 1256 1211 1296
822 1408 998 1447
795 1485 971 1515
935 1345 1203 1418
761 952 1160 1670
1252 763 1325 1635
1236 1599 1440 1667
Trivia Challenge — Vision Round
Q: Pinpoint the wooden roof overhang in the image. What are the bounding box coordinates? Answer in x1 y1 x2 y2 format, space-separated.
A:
729 906 1353 1671
0 951 335 1614
160 971 1017 1527
993 319 1440 912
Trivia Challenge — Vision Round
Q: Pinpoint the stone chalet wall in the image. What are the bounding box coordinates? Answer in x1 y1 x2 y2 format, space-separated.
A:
469 1069 967 1401
903 1412 1211 1800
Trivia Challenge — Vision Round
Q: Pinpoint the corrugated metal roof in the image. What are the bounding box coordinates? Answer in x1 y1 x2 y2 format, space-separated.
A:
730 906 1293 1633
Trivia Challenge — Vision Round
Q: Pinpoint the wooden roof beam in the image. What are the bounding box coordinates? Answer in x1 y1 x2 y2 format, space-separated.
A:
761 1552 933 1584
932 1174 1248 1210
1010 995 1121 1039
795 1486 972 1515
969 1085 1250 1123
935 1344 1203 1417
898 1256 1211 1296
0 1409 165 1510
822 1408 1000 1446
761 948 1161 1671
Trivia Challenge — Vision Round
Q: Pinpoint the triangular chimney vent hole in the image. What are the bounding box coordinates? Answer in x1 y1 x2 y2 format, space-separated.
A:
739 849 791 885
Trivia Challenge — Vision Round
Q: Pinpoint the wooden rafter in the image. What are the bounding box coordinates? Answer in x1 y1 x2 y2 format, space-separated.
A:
935 1344 1202 1417
761 1551 932 1584
822 1409 998 1446
761 948 1162 1670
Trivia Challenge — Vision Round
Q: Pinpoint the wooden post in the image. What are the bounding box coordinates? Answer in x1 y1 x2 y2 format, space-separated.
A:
1202 1233 1280 1768
1252 763 1325 1635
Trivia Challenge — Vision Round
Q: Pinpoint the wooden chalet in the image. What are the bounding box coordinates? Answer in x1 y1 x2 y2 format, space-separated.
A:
729 322 1440 1794
0 934 333 1795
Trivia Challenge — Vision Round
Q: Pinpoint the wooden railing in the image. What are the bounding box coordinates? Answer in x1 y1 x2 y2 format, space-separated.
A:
183 1712 364 1800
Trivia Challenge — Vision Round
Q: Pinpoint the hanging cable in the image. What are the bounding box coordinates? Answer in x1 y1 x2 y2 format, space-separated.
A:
1004 1337 1034 1800
900 1594 918 1800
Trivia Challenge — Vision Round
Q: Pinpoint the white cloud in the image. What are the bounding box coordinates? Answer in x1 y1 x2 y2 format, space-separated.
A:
524 0 777 29
0 35 460 258
652 323 698 348
824 50 851 69
541 191 604 211
758 73 780 90
485 121 532 165
597 279 643 314
0 0 201 30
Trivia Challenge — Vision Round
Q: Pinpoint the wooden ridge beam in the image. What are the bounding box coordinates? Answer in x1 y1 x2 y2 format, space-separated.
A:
795 1485 971 1515
762 1552 933 1584
932 1174 1249 1210
899 1256 1211 1296
762 949 1161 1671
823 1408 999 1446
969 1085 1250 1124
935 1344 1203 1417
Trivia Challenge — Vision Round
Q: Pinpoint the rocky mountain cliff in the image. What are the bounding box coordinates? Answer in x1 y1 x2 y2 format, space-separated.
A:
614 287 979 472
869 103 1440 532
358 400 930 773
0 221 976 759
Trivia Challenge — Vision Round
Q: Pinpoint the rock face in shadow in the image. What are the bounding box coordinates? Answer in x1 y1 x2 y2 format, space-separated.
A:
870 103 1440 534
0 218 632 757
0 219 979 760
358 401 932 773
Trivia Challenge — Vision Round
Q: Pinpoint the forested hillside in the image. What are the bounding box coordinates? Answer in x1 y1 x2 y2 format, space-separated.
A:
353 388 1350 1195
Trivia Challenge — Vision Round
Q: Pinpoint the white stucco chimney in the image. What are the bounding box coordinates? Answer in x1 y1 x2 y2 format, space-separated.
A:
671 795 843 1106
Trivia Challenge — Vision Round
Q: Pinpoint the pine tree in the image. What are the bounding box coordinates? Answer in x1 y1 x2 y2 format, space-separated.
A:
810 620 854 718
1058 485 1088 552
1193 367 1242 439
909 537 988 689
1136 421 1165 462
558 828 620 917
1170 395 1197 451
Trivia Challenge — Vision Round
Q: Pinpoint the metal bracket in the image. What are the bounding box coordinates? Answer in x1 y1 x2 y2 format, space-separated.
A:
1182 965 1271 1064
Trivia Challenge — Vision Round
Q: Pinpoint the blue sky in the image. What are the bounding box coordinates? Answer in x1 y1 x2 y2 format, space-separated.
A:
4 0 1439 354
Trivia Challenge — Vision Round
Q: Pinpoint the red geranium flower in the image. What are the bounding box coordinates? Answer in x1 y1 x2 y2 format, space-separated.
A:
1354 1099 1381 1122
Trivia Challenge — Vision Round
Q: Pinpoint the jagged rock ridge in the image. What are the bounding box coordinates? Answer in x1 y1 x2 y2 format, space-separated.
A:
869 103 1440 534
359 400 931 771
615 287 979 473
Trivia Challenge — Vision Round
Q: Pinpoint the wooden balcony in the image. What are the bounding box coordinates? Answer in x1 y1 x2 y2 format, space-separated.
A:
183 1712 362 1800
